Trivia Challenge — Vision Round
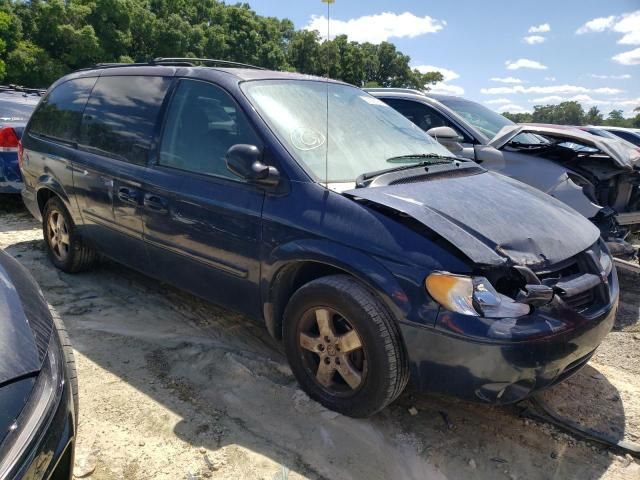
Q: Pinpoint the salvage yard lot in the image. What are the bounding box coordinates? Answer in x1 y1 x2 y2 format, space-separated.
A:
1 199 639 480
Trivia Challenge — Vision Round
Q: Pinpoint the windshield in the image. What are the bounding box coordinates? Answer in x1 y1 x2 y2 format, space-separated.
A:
241 80 452 183
438 98 514 140
0 97 38 122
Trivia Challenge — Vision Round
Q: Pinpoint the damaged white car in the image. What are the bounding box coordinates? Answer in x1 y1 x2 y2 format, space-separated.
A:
367 89 640 263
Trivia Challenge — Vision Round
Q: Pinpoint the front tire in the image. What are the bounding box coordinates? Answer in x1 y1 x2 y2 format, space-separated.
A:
283 275 409 417
52 310 79 423
43 197 97 273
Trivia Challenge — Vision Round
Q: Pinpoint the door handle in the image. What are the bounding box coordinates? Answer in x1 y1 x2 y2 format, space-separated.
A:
143 193 168 213
117 187 139 205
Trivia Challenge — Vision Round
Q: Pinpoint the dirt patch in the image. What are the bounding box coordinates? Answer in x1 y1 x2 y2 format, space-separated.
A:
1 204 639 480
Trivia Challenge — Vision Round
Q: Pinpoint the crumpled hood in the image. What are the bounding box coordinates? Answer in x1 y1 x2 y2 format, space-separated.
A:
489 125 640 169
0 252 51 385
345 171 600 267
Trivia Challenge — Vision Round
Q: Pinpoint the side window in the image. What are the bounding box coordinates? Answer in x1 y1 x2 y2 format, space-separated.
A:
159 79 262 179
384 98 469 141
28 77 97 143
79 75 171 165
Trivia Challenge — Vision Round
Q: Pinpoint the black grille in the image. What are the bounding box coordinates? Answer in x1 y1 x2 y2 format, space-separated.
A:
533 243 607 314
562 288 595 313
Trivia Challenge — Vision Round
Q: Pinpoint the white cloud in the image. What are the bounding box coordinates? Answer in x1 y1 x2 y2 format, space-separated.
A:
613 47 640 65
484 98 512 105
505 58 548 70
566 95 609 104
576 11 640 62
613 11 640 45
590 73 632 79
544 76 556 81
490 76 523 84
529 23 551 33
528 95 564 103
529 95 612 106
524 35 546 45
576 15 616 34
496 104 531 113
428 83 465 96
305 12 445 43
414 65 459 82
481 84 624 95
614 97 640 106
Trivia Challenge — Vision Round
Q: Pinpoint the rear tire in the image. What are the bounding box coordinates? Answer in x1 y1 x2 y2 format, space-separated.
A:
283 275 409 417
43 197 96 273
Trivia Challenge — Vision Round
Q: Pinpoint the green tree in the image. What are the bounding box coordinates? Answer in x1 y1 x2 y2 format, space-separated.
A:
502 112 533 123
605 109 626 127
0 0 446 89
584 106 603 125
288 30 322 75
5 40 65 87
553 101 584 125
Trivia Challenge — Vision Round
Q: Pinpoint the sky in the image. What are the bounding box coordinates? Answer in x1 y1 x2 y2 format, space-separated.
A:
244 0 640 116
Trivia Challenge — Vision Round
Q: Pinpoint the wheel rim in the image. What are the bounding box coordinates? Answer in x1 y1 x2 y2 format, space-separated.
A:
47 210 70 262
297 307 367 396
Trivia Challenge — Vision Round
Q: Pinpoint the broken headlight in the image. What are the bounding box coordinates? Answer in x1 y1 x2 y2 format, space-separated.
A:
425 272 531 318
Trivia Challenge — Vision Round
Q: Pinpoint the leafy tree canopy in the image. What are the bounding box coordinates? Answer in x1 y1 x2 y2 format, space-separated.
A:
502 101 640 128
0 0 443 90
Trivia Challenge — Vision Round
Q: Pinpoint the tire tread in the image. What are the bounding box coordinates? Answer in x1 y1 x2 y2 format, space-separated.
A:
284 274 409 416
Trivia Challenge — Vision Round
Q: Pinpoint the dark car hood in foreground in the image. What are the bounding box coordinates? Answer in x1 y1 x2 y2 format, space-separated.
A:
0 251 52 385
345 171 600 267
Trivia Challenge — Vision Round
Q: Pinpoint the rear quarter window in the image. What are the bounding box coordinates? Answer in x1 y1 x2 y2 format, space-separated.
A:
28 78 97 143
79 75 171 165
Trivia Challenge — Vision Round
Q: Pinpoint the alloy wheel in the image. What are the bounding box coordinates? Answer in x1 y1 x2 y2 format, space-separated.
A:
297 307 367 395
47 210 70 262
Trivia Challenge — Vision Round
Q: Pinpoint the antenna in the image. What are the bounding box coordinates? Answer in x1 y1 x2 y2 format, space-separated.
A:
322 0 334 188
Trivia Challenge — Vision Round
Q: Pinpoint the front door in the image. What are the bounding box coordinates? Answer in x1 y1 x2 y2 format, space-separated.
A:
141 78 266 317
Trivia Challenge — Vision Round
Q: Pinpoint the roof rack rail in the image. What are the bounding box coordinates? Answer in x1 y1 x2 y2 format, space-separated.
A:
94 62 149 68
364 87 426 96
78 58 266 73
0 84 46 95
151 58 265 70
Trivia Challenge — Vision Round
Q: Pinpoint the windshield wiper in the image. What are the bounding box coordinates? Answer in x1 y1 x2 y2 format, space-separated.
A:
385 153 459 164
356 154 463 185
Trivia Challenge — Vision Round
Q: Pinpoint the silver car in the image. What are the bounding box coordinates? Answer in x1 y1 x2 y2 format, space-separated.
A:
367 88 640 257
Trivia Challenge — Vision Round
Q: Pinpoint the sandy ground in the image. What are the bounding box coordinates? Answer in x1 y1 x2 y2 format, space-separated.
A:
1 199 640 480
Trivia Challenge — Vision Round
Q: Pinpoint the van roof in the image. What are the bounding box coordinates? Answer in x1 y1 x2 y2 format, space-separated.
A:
72 58 345 85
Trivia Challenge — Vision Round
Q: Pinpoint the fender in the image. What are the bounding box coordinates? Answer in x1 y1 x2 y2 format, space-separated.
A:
37 174 69 204
34 173 81 223
261 238 413 339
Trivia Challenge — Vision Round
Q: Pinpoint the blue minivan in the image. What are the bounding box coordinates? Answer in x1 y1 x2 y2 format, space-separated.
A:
19 60 618 417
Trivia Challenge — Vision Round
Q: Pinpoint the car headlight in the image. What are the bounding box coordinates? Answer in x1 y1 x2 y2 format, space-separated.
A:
0 334 63 478
426 272 531 318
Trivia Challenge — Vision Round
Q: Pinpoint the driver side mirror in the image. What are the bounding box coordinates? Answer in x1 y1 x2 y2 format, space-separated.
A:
426 126 464 152
226 144 280 187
